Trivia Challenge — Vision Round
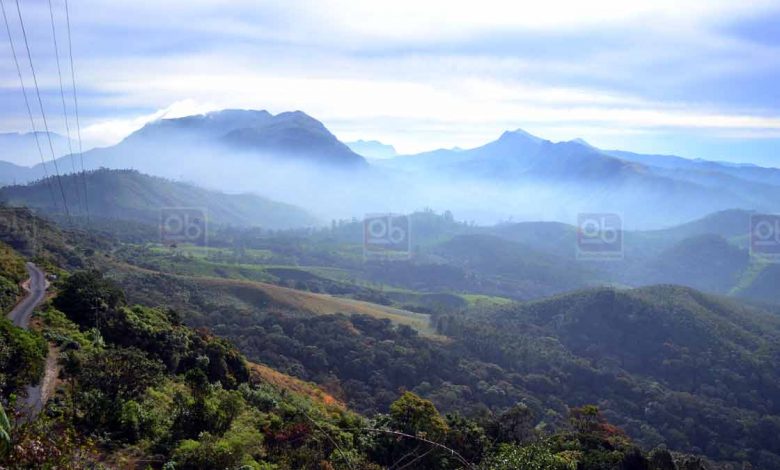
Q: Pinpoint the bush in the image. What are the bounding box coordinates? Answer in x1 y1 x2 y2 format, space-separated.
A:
53 270 126 327
481 443 576 470
0 319 47 394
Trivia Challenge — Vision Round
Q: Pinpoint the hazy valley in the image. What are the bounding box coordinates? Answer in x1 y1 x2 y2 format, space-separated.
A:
2 2 780 468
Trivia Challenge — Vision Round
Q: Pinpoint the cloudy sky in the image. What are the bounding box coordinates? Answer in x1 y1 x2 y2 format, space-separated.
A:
1 0 779 165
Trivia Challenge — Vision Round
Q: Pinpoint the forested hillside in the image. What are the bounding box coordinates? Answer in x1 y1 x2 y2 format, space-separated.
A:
4 266 716 469
1 0 779 467
0 169 318 229
102 254 780 468
0 207 745 469
436 287 780 467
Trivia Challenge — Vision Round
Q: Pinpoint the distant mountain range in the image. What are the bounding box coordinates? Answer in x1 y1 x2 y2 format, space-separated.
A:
0 160 35 186
0 131 72 168
0 169 318 229
3 162 778 304
346 140 398 159
0 110 367 184
376 130 779 226
1 109 779 227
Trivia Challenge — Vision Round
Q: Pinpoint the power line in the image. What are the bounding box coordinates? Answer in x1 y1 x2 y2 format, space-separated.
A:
14 0 71 220
64 0 89 224
0 0 58 211
47 0 82 216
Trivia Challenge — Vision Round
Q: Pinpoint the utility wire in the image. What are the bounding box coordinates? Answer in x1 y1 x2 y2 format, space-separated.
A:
47 0 82 216
0 0 58 211
357 428 474 469
64 0 89 224
14 0 71 220
299 410 355 470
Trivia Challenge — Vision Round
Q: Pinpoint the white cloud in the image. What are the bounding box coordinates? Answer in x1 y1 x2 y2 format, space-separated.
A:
65 0 778 43
308 0 776 41
76 71 780 154
3 0 779 158
80 99 218 147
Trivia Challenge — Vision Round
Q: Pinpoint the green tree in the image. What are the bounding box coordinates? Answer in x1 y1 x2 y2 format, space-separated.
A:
492 403 537 445
73 347 165 432
53 270 126 327
372 392 452 469
388 392 448 441
0 319 47 394
444 413 489 464
648 447 676 470
481 443 575 470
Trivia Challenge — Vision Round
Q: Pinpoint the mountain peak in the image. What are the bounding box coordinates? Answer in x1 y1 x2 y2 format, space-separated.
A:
88 108 368 172
498 128 545 143
203 108 272 121
217 111 367 167
270 110 328 130
570 137 597 149
132 108 275 142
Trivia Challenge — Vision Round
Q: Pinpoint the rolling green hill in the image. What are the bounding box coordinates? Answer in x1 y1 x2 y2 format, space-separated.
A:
733 263 780 304
433 234 594 296
438 285 780 467
0 169 319 230
643 234 750 292
0 208 772 468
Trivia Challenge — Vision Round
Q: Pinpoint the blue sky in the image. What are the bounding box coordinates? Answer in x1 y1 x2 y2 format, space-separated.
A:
1 0 779 165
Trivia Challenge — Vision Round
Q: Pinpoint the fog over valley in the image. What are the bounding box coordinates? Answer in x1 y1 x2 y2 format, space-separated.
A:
2 1 780 469
2 109 779 229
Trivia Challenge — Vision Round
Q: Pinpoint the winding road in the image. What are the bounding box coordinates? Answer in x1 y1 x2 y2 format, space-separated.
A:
7 262 50 418
8 262 48 328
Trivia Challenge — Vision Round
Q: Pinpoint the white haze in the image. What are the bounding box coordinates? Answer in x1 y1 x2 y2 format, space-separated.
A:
34 139 767 230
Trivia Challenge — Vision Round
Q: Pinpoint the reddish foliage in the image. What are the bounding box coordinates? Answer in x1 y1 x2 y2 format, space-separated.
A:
267 422 312 445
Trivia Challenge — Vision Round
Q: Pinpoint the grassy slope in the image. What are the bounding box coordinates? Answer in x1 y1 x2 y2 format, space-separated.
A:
107 259 443 338
248 361 345 409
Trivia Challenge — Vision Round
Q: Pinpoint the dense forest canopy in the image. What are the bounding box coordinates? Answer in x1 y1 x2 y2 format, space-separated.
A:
0 203 778 468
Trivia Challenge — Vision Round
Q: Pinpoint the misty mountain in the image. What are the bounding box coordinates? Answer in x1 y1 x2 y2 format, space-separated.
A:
346 139 398 159
0 160 35 186
396 130 638 179
0 131 72 167
127 109 276 141
0 110 372 219
383 130 779 227
0 168 318 229
222 111 366 167
647 208 754 241
386 130 642 178
607 149 780 187
2 110 779 228
18 109 366 182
